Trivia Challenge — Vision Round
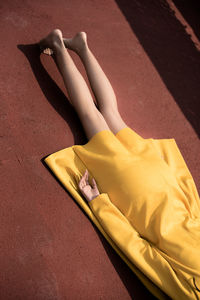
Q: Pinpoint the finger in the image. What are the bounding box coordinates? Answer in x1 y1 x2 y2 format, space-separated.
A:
92 178 96 188
79 175 85 186
78 179 83 187
80 170 88 186
84 169 88 178
82 170 87 180
85 169 89 183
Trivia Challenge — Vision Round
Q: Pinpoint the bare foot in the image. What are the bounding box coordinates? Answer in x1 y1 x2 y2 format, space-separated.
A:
39 29 64 56
63 32 88 54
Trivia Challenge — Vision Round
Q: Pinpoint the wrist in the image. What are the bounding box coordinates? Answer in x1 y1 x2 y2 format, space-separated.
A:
88 193 100 202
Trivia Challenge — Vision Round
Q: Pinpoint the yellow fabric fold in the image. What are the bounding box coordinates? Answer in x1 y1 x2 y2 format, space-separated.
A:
43 127 200 300
89 193 199 300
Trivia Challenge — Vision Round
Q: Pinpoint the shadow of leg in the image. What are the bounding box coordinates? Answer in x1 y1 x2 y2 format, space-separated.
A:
17 43 87 145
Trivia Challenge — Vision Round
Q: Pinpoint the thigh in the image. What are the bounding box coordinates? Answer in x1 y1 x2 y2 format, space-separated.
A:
100 107 128 135
78 107 111 140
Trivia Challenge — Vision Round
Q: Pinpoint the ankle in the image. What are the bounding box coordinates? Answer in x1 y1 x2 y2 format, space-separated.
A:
78 44 89 57
52 39 65 54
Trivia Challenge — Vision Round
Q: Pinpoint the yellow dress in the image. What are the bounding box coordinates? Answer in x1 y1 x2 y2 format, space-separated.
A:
44 127 200 300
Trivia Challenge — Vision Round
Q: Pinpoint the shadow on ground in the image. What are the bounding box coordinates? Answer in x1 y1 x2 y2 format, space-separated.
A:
115 0 200 137
173 0 200 42
17 43 88 146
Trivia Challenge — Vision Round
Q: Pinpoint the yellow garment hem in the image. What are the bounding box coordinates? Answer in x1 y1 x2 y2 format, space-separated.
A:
43 127 200 299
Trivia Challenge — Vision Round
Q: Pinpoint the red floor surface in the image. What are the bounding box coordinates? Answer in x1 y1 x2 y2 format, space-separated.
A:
0 1 200 299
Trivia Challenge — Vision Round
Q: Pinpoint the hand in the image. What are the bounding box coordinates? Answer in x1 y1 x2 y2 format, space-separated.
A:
78 169 100 202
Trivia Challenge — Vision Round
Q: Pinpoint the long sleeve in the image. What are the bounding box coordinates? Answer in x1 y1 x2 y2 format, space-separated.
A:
89 193 199 300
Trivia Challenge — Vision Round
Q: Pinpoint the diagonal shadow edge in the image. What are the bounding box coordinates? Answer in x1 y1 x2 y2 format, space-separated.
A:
115 0 200 137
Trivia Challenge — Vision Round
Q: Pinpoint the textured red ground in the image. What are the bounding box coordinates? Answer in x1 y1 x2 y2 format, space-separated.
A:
0 1 199 299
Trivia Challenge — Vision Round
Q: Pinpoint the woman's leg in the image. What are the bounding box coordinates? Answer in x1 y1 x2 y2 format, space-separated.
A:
63 32 128 135
39 29 110 140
